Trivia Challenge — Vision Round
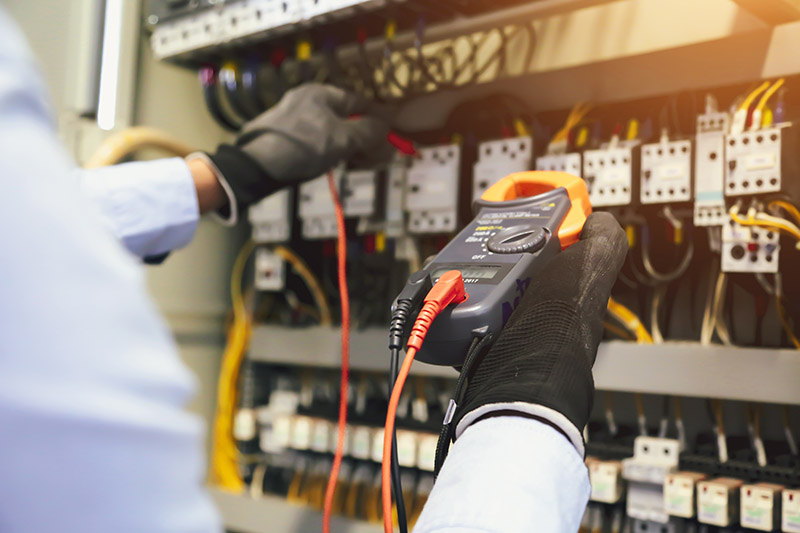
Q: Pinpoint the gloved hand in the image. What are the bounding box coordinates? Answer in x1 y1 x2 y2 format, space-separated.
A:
450 212 628 455
207 83 391 213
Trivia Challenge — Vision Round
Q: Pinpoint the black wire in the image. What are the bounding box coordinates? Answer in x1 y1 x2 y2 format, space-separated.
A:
200 67 241 132
389 347 408 533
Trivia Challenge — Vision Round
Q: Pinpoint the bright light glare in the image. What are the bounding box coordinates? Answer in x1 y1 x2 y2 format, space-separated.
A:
97 0 124 131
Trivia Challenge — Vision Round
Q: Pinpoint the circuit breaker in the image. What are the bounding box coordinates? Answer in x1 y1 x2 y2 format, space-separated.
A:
721 219 780 273
472 137 533 201
342 169 378 218
640 139 693 205
694 112 730 225
697 477 742 527
384 156 408 237
622 437 681 523
535 153 582 178
582 144 639 207
405 144 460 234
248 189 292 243
725 125 800 198
298 171 342 239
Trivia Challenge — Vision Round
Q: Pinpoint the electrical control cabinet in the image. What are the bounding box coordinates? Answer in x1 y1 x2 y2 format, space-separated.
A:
248 189 292 243
640 139 693 205
582 144 639 207
721 219 780 273
405 144 460 234
725 125 800 198
695 112 730 225
697 477 743 527
472 137 533 201
535 152 582 178
741 482 783 531
299 172 342 239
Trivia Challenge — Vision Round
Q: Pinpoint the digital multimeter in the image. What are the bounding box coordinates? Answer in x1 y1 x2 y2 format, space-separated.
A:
415 171 591 366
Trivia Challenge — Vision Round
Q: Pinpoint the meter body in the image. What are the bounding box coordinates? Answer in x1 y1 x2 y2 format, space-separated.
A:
414 171 591 366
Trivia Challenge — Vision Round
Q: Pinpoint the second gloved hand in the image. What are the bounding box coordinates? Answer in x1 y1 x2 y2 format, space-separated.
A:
207 83 391 214
450 212 628 456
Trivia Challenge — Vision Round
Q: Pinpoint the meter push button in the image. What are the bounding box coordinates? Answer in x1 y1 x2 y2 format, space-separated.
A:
486 225 547 254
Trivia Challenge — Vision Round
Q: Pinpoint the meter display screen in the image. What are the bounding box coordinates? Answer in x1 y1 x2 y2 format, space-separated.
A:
432 265 502 281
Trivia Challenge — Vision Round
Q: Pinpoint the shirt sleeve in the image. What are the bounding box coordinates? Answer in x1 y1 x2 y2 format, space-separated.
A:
414 416 590 533
76 157 200 258
0 7 220 533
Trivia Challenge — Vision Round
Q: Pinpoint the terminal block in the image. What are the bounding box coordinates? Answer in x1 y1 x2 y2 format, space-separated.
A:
740 482 783 531
697 477 743 527
472 137 533 201
298 171 342 239
535 152 582 178
582 144 639 208
725 124 800 199
405 144 460 234
640 139 693 205
664 471 707 518
721 219 780 273
694 112 730 225
248 189 292 243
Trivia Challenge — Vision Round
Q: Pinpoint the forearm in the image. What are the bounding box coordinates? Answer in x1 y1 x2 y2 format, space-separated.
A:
414 416 590 533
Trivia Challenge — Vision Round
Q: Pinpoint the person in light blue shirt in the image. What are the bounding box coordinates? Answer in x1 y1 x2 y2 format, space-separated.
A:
0 6 627 532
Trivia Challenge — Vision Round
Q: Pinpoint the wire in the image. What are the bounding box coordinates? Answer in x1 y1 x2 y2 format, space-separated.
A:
607 297 654 344
729 203 800 245
769 199 800 226
634 393 647 436
783 405 799 455
211 239 256 491
603 321 635 340
84 126 194 168
249 463 268 498
700 258 719 345
273 246 332 326
713 399 728 463
322 172 351 533
199 65 242 132
712 272 732 346
640 227 695 283
750 78 785 130
389 348 408 533
650 285 666 344
775 273 800 349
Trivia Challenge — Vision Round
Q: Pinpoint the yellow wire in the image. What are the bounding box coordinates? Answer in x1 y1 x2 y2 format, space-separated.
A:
755 78 785 113
603 321 635 341
211 240 256 491
84 126 194 169
777 296 800 349
273 245 333 326
739 81 771 112
769 200 800 226
729 204 800 242
607 297 653 344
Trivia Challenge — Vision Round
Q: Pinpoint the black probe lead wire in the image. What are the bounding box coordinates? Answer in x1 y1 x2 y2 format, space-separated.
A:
389 347 409 533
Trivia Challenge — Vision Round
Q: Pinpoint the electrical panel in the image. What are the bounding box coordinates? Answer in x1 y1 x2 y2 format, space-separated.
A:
254 247 286 291
725 125 799 198
298 172 342 240
405 144 460 234
582 144 639 208
472 137 533 201
640 139 693 205
535 153 582 177
694 112 729 225
697 477 742 527
721 219 780 273
248 189 292 243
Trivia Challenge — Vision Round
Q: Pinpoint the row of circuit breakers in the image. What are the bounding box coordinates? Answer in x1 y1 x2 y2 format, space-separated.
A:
249 114 797 283
587 436 800 533
150 0 391 60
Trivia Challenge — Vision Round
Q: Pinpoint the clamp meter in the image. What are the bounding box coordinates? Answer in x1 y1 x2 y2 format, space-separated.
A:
413 171 591 366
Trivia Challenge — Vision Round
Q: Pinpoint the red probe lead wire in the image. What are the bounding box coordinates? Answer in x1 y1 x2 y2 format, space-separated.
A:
382 271 466 533
322 171 350 533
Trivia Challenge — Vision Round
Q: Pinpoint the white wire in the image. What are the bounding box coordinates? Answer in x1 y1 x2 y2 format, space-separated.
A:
712 272 732 345
755 272 777 296
700 260 719 345
641 233 695 283
249 463 267 499
651 285 666 344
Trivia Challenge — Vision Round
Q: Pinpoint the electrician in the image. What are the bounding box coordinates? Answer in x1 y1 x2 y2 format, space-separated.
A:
0 7 627 533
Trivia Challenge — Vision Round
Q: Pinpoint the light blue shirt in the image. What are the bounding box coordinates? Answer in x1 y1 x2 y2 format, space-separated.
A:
0 6 588 532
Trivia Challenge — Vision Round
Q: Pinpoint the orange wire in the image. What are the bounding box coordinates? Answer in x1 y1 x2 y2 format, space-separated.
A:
322 172 350 533
382 346 418 533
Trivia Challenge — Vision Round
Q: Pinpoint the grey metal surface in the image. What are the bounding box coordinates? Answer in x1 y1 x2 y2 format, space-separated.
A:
210 489 376 533
250 327 800 403
594 341 800 404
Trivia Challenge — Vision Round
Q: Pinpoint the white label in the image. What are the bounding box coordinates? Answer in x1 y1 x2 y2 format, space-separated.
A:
658 165 685 180
783 489 800 533
351 426 372 460
396 431 418 468
417 434 438 472
290 416 313 450
746 153 776 171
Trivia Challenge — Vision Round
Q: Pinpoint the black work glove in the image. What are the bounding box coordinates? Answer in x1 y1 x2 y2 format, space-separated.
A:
206 83 391 214
451 212 628 455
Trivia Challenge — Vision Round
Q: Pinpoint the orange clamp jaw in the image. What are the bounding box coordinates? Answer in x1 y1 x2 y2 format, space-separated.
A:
480 171 592 249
